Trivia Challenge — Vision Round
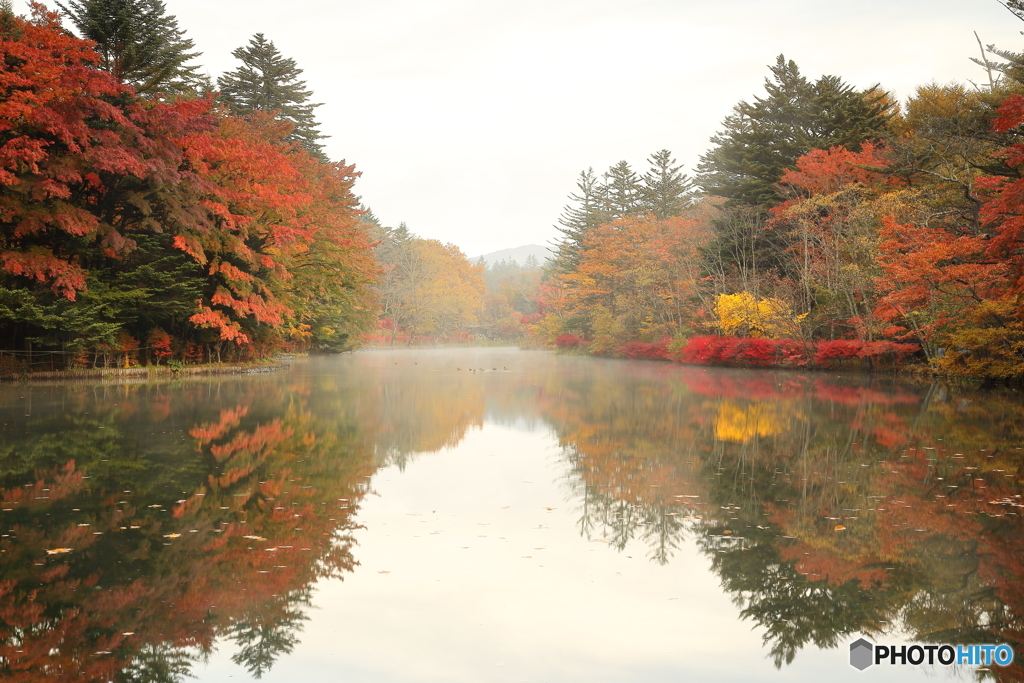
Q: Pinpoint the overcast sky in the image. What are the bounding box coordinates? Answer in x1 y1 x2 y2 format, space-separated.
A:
16 0 1024 256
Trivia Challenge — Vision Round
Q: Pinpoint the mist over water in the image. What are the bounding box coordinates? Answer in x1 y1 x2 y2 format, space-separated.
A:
1 348 1021 681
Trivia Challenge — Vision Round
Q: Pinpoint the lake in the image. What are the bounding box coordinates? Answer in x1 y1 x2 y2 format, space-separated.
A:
1 347 1022 682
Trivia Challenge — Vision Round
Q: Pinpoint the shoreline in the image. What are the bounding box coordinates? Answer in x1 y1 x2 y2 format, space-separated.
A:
0 362 290 384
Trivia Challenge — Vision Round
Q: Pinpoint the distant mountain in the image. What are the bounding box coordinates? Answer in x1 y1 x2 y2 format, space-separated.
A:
471 244 553 268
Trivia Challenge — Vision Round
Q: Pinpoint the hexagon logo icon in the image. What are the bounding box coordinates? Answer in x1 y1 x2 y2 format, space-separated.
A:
850 638 874 670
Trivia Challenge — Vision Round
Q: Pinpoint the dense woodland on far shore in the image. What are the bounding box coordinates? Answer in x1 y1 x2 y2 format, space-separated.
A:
527 3 1024 383
5 0 1024 381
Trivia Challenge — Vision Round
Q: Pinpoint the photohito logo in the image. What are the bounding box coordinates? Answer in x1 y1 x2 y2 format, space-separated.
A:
849 638 1014 671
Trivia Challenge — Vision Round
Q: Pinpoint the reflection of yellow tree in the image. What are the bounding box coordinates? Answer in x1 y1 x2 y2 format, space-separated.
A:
541 361 1024 671
713 400 795 443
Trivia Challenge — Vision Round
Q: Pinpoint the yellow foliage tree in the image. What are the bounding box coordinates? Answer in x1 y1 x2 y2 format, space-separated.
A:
714 291 805 338
407 240 485 341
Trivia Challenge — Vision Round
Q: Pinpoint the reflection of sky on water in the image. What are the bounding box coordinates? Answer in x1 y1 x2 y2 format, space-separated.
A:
196 421 966 682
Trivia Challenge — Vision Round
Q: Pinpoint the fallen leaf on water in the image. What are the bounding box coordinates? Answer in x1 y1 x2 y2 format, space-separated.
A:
834 525 846 531
45 548 72 555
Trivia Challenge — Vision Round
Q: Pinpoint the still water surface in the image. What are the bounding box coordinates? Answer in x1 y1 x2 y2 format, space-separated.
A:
1 348 1023 682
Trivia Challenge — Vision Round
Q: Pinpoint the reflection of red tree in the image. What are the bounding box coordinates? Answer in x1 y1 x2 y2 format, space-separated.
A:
0 394 375 681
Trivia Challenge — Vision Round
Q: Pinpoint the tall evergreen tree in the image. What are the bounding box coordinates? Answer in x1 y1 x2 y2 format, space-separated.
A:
696 55 891 207
56 0 206 96
641 149 695 219
603 160 643 218
218 34 327 159
0 0 18 38
553 168 609 272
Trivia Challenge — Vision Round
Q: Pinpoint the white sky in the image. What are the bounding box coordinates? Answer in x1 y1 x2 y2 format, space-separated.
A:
16 0 1024 256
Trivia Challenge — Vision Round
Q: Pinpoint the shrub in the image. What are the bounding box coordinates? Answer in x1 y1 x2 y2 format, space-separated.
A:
556 333 585 349
619 340 670 360
672 336 808 367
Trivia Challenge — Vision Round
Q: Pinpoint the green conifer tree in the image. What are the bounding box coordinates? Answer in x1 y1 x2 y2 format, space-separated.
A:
217 34 327 160
696 55 891 207
56 0 207 96
641 149 695 219
553 168 609 272
0 0 20 39
602 160 643 218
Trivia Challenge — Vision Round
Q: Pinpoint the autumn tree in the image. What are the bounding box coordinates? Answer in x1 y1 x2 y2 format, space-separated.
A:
770 143 895 335
0 8 378 365
696 55 892 208
0 4 210 358
552 212 711 350
55 0 207 96
218 34 327 159
479 257 543 340
405 240 485 341
373 223 420 343
372 227 485 344
917 91 1024 378
275 155 379 352
714 291 805 338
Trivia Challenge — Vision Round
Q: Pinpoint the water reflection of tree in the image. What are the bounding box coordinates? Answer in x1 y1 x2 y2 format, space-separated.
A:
114 643 198 683
0 378 375 682
562 445 689 564
228 587 312 679
547 365 1024 679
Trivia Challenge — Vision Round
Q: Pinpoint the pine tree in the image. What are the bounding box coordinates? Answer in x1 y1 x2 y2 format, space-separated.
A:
696 55 891 207
553 168 609 272
56 0 206 96
1002 0 1024 20
218 34 327 160
0 0 20 39
641 149 694 219
603 160 643 218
